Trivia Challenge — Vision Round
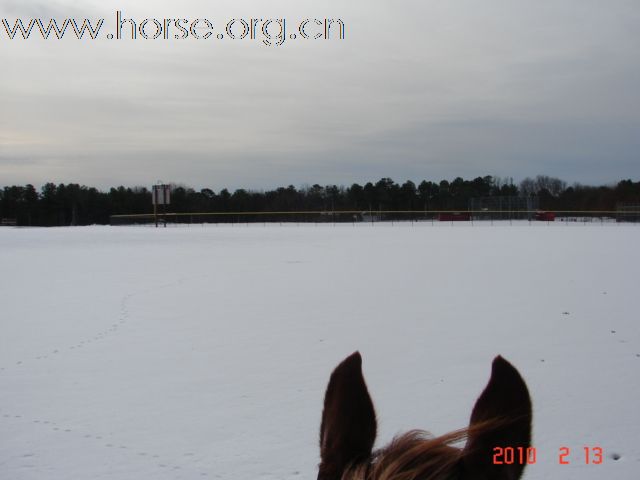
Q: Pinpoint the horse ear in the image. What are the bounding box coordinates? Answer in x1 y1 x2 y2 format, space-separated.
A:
318 352 377 480
461 356 532 480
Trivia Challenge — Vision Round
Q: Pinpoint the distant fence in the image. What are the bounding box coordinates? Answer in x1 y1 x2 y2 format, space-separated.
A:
617 204 640 223
109 210 640 226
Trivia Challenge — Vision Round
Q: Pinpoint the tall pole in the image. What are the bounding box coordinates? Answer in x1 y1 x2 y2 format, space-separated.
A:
163 197 167 228
153 188 158 228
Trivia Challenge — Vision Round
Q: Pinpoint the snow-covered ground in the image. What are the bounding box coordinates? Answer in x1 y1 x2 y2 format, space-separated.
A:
1 222 639 479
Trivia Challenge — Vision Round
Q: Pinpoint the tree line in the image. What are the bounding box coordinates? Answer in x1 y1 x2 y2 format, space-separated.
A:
1 175 639 226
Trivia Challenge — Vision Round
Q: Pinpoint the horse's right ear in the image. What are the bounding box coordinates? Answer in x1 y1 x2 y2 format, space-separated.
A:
318 352 377 480
461 356 532 480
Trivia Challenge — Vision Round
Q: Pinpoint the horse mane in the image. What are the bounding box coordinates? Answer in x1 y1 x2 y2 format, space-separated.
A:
343 420 508 480
344 429 464 480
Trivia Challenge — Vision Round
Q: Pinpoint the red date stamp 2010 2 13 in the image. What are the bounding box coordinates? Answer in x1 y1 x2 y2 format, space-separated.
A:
492 446 604 465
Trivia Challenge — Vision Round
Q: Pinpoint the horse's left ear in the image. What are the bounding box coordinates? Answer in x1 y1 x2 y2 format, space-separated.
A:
318 352 377 480
461 356 532 480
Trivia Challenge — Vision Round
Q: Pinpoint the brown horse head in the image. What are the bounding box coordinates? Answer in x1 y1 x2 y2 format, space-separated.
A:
318 352 532 480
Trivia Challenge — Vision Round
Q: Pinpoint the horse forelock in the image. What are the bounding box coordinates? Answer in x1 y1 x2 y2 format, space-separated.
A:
340 430 461 480
341 418 508 480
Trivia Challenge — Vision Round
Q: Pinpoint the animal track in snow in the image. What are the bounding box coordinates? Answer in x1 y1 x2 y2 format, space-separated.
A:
0 275 202 373
1 276 212 477
0 409 208 477
0 289 134 372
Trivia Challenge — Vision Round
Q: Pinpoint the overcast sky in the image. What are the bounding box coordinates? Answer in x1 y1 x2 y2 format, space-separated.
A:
1 0 639 191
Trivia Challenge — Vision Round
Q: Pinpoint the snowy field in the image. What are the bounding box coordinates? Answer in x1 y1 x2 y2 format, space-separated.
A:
1 222 639 480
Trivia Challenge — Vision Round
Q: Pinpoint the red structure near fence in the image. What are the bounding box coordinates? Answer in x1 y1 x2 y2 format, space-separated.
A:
438 212 471 221
534 211 555 221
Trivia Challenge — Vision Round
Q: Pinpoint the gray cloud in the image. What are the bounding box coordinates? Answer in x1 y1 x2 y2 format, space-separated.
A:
1 0 639 190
